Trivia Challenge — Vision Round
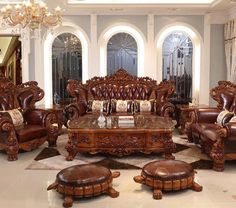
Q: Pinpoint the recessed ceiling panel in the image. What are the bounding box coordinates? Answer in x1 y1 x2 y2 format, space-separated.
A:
68 0 216 4
0 0 40 4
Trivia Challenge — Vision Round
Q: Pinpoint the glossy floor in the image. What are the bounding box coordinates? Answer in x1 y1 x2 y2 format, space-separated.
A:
0 135 236 208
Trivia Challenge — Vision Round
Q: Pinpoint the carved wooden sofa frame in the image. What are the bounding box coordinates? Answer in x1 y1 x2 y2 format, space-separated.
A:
65 68 175 120
185 80 236 171
0 77 58 161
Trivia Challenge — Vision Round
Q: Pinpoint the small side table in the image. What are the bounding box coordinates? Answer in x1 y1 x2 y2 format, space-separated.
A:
175 104 208 134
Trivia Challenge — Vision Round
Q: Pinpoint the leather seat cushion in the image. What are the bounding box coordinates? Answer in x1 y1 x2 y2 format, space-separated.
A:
142 160 193 181
57 164 111 187
16 125 47 143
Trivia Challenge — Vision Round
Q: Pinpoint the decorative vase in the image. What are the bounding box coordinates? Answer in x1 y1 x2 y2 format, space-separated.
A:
97 106 105 125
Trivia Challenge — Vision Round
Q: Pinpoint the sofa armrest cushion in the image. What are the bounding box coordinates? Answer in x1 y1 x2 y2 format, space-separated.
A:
216 109 234 126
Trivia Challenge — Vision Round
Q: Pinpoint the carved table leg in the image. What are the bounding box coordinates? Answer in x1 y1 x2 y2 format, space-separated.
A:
191 182 203 192
6 147 19 161
153 189 162 200
213 161 224 172
63 196 74 208
163 134 176 160
6 131 19 161
210 141 225 172
47 124 58 147
106 187 119 198
65 138 78 161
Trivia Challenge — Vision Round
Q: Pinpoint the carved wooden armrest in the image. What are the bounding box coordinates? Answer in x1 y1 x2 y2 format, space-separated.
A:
156 101 175 117
193 108 220 123
185 108 220 142
216 128 228 139
0 115 14 132
24 109 56 126
224 122 236 137
0 116 19 160
65 102 87 121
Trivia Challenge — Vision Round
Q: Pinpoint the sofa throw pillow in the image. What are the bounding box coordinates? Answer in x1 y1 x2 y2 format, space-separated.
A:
134 100 156 113
0 108 24 130
110 99 133 113
216 109 234 126
87 100 110 114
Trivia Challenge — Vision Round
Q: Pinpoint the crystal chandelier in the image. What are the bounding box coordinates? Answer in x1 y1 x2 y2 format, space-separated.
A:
1 0 62 31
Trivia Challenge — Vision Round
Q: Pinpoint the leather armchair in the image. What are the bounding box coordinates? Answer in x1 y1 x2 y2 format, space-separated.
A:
0 77 58 161
186 81 236 171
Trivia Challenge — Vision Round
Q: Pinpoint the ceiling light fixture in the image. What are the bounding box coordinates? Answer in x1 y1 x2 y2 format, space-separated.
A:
1 0 62 31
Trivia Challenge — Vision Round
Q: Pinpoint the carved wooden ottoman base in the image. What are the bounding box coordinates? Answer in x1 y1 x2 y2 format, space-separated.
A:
47 164 120 207
134 160 202 199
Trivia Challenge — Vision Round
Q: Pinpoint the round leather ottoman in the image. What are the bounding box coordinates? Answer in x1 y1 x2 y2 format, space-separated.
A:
134 160 202 199
47 164 120 207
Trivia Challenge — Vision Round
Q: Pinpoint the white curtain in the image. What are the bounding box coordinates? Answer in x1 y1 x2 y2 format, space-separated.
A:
224 19 236 82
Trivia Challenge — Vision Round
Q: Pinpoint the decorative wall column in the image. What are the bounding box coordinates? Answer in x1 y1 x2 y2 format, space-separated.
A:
200 14 211 105
146 14 157 79
90 14 99 78
34 33 43 88
21 28 31 82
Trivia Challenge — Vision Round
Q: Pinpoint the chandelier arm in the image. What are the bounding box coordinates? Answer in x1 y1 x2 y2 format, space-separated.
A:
43 15 62 27
1 1 62 31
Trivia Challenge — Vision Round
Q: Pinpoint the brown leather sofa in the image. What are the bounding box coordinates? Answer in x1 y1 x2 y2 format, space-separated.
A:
0 77 58 161
65 68 175 120
186 81 236 171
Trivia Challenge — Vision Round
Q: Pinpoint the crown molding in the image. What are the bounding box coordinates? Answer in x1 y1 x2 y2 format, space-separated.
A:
228 5 236 19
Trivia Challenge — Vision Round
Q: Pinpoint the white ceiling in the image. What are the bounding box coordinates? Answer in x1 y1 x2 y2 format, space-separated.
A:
61 0 236 15
0 0 235 16
68 0 216 4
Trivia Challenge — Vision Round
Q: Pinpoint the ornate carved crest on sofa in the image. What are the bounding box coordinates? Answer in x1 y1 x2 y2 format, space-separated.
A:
185 81 236 171
65 68 175 120
0 77 59 161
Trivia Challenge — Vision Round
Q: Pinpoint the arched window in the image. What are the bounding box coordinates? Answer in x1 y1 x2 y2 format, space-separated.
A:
162 31 193 103
107 32 137 75
52 33 82 105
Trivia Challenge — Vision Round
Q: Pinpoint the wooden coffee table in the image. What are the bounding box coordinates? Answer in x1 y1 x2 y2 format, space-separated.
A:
66 115 176 160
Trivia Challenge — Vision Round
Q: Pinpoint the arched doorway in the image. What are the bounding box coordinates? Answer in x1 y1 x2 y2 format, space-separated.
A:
52 33 82 105
99 23 145 77
107 32 137 75
43 23 89 107
162 31 193 103
156 24 202 105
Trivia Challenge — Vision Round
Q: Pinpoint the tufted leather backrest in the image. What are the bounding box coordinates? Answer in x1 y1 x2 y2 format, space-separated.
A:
90 83 153 100
0 77 44 111
67 69 175 103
